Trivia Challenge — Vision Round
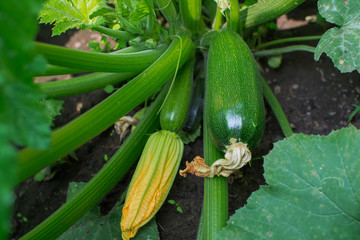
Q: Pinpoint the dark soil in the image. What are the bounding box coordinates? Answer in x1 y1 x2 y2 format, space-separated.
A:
11 2 360 240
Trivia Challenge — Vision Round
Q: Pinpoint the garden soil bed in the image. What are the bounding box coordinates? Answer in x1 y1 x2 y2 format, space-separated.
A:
11 2 360 240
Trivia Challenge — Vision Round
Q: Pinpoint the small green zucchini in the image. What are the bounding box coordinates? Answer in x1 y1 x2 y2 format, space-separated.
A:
160 57 194 133
205 30 265 177
182 76 204 133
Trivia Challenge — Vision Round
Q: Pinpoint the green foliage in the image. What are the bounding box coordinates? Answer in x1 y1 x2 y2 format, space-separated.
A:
123 0 153 24
314 0 360 73
267 55 282 69
178 124 201 144
104 84 115 94
39 99 63 126
39 0 107 35
348 104 360 122
89 36 111 52
0 0 49 238
217 126 360 239
168 199 183 213
59 182 159 240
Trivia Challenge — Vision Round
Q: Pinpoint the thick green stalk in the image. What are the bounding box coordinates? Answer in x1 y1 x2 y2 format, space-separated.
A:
228 0 240 33
92 26 135 40
37 72 137 98
179 0 202 34
17 34 193 185
261 77 293 137
197 205 205 240
155 0 179 34
35 42 167 72
19 85 167 240
38 65 85 76
257 35 321 50
240 0 305 29
199 102 228 240
253 45 315 57
36 45 150 76
212 6 223 31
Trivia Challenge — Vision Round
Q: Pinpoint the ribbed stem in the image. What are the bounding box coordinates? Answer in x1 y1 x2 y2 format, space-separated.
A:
212 7 223 31
257 35 321 49
92 26 135 40
228 0 240 33
155 0 179 34
253 45 315 57
240 0 305 29
38 65 85 76
19 85 167 240
17 34 193 185
179 0 202 35
36 45 150 76
261 77 293 137
199 97 228 240
35 42 167 72
37 72 137 98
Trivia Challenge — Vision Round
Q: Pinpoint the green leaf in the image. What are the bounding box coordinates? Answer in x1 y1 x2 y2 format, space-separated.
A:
59 182 160 240
40 99 63 126
168 199 176 205
126 0 153 24
0 0 47 238
176 206 183 213
178 124 201 144
104 84 115 94
39 0 107 35
217 126 360 239
267 55 282 69
314 0 360 73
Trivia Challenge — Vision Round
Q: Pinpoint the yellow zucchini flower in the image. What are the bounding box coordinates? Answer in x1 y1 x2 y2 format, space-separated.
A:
121 130 183 239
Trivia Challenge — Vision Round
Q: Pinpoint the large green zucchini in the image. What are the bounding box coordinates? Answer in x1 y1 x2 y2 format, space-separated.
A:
206 30 265 151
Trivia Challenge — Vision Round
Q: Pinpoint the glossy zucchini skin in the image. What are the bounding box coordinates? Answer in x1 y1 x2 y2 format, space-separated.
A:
182 76 204 133
160 57 194 132
205 30 265 151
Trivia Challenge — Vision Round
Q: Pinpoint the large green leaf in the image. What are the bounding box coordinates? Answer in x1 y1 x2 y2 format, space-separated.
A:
217 126 360 239
59 182 159 240
0 0 48 239
39 0 107 35
314 0 360 73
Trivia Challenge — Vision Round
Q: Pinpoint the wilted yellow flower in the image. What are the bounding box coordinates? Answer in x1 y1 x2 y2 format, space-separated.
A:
120 130 183 240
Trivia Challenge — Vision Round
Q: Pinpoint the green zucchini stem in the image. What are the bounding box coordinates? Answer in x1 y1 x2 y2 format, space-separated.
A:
37 72 137 99
199 104 228 239
154 0 179 35
256 35 321 50
92 26 136 41
35 42 168 73
228 0 240 33
253 45 315 58
212 6 223 30
37 65 86 76
239 0 305 30
261 77 293 137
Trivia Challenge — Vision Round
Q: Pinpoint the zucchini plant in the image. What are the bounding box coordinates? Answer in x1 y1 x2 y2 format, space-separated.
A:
1 0 359 240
